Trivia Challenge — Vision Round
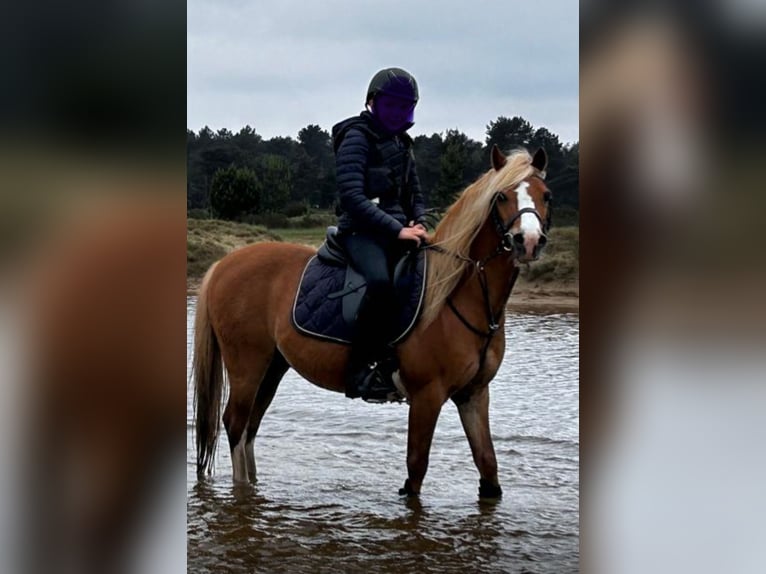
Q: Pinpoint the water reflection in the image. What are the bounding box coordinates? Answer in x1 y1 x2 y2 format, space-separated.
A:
189 486 515 573
187 303 579 573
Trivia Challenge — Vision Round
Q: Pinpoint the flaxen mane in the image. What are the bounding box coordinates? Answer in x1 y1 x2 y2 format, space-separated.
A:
421 149 536 325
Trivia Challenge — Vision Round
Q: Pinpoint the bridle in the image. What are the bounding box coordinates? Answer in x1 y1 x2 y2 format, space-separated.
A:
491 174 552 252
424 173 551 378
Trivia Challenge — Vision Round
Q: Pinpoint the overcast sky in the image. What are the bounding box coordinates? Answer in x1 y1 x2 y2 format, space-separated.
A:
188 0 578 145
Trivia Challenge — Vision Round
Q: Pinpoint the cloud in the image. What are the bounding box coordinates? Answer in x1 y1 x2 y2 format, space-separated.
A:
188 0 579 144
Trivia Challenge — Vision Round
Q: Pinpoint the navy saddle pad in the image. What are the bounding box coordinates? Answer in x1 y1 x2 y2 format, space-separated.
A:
292 231 427 345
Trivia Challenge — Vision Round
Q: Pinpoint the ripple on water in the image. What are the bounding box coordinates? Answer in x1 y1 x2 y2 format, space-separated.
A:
187 302 579 573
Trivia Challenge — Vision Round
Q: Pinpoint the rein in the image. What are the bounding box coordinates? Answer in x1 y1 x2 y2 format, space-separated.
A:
423 191 545 376
426 243 520 376
423 209 540 373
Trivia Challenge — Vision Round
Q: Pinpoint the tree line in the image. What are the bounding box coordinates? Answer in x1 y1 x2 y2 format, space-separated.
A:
187 116 579 221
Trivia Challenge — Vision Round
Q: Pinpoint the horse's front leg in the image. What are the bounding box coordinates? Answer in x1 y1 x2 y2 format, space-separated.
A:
454 385 503 499
400 385 445 497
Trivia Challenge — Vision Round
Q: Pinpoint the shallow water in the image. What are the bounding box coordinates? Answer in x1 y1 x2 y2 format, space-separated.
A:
187 298 579 573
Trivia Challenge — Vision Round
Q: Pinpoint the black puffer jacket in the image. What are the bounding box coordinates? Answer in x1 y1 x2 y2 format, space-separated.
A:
332 111 426 240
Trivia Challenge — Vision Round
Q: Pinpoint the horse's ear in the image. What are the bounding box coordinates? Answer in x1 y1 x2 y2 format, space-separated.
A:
532 147 548 172
491 145 507 171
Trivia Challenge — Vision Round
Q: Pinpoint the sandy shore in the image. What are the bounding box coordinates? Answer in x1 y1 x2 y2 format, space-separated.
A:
507 280 579 314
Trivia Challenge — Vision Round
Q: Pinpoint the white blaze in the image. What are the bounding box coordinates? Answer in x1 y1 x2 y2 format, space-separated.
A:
513 181 541 237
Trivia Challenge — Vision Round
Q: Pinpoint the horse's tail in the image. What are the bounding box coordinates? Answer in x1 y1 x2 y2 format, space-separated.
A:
193 261 224 476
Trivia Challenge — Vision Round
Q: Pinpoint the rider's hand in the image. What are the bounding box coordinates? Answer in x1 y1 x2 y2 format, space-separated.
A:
410 221 430 243
398 225 428 246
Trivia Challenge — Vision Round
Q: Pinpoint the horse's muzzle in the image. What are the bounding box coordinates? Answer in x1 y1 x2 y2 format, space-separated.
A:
514 231 547 261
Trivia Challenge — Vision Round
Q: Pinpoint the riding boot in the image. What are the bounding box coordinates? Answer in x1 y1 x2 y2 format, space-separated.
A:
345 294 398 401
344 341 375 399
357 345 400 403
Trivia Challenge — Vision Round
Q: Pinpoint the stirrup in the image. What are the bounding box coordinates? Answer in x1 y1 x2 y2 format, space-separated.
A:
358 366 399 403
345 361 374 399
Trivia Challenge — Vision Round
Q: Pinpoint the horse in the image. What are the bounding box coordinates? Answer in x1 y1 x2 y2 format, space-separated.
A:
193 145 552 498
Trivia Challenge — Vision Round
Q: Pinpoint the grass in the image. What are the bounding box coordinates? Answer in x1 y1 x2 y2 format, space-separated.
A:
187 218 579 288
187 218 280 278
518 226 579 284
269 227 328 247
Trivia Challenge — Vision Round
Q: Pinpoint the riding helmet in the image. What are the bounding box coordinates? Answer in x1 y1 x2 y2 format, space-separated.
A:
365 67 419 104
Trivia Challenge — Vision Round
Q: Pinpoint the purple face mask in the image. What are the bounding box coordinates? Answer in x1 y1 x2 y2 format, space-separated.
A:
372 94 416 134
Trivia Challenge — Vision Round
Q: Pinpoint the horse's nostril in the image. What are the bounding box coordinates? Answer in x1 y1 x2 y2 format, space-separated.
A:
513 233 524 245
538 234 548 247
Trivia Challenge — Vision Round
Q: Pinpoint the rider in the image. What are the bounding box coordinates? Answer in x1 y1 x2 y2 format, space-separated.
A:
331 67 429 401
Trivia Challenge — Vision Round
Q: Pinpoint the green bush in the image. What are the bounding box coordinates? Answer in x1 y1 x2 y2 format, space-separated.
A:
187 208 211 220
293 212 336 229
240 212 290 228
551 206 579 227
210 166 261 220
283 201 309 217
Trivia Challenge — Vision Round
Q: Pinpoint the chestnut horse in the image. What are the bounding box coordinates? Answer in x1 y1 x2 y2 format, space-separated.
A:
193 145 551 498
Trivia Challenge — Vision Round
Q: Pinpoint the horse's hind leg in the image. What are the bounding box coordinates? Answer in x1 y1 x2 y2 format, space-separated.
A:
244 351 289 483
454 385 502 499
223 355 273 484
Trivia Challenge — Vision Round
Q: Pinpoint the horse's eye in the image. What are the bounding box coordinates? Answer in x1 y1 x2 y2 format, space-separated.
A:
497 193 508 203
543 190 552 203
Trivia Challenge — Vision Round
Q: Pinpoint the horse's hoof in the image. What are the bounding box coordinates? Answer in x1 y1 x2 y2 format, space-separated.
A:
398 478 418 497
478 478 502 499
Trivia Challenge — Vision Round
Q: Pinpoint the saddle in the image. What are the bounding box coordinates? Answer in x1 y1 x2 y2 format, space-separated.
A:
292 227 426 345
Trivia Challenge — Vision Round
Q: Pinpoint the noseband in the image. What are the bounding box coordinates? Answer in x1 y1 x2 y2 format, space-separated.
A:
491 175 552 253
491 203 547 252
